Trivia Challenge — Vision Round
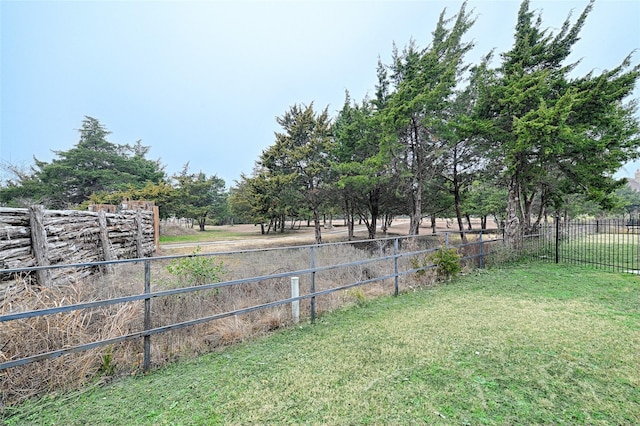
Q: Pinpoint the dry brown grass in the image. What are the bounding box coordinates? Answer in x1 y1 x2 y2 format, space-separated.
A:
0 275 143 405
1 237 446 407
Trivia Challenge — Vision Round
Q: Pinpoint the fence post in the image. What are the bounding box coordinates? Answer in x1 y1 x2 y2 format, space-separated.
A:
310 246 316 323
291 276 300 323
143 259 151 372
479 231 484 269
29 205 51 287
394 238 399 296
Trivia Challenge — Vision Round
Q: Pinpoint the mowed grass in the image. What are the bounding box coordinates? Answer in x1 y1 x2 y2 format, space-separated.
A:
4 263 639 425
558 233 640 271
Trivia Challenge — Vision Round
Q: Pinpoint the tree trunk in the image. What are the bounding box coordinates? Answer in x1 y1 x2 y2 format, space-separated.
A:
313 207 322 244
344 199 354 241
453 171 468 244
367 216 377 239
408 118 423 236
366 188 380 240
505 176 522 250
521 190 536 235
454 198 468 244
383 215 393 233
348 212 354 241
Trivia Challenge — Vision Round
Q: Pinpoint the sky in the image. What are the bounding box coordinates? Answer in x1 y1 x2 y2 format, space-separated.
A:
1 0 639 188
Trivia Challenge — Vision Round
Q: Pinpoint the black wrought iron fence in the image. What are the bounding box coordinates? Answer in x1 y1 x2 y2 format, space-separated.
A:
520 218 640 272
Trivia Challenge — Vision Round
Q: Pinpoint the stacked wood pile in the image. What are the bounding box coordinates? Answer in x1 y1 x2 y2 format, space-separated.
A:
87 204 118 213
0 206 155 292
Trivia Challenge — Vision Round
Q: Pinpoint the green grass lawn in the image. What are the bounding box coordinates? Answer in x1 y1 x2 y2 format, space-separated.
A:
3 262 639 425
159 229 255 244
558 234 640 271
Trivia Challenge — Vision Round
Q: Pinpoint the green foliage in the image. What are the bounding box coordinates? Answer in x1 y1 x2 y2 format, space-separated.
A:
227 176 255 224
3 0 637 235
430 247 462 281
378 3 476 235
346 287 367 306
410 246 462 282
465 179 507 225
99 346 116 377
410 255 429 279
0 117 166 209
332 92 397 239
171 165 227 231
612 183 640 216
477 0 640 242
166 247 225 287
257 103 334 243
88 180 177 219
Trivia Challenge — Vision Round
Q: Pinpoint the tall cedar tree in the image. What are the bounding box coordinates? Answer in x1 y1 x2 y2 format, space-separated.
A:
333 92 391 240
0 116 165 209
172 164 226 231
381 2 475 235
477 0 640 248
260 103 334 244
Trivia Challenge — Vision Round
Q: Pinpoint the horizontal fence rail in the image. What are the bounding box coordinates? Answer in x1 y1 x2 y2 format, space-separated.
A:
1 231 503 375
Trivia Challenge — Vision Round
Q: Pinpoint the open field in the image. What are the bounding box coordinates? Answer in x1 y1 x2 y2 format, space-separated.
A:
159 217 498 254
4 262 638 425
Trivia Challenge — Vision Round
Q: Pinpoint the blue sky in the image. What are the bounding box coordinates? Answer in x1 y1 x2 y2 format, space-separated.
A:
2 0 639 187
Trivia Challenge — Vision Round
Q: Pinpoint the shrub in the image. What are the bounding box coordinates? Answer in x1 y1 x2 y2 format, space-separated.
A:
165 247 225 287
430 247 461 281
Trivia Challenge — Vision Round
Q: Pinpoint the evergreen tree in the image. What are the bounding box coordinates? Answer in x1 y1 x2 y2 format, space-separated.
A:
333 92 391 240
381 2 475 235
0 116 166 208
260 103 334 244
477 0 640 248
172 164 226 231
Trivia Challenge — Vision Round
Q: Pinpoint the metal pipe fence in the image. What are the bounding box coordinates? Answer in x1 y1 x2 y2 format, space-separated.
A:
3 218 636 383
1 231 503 375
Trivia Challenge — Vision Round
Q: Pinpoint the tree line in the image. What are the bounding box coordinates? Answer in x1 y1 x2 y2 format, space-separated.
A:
0 117 227 232
231 0 640 246
1 0 639 247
